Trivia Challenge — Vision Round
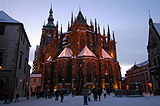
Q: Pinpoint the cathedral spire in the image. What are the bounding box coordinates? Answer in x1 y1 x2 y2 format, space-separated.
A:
71 11 73 26
77 10 85 24
113 31 115 41
90 19 93 30
103 26 105 36
61 24 62 34
47 5 54 26
98 24 100 34
68 21 70 31
95 18 97 34
107 25 110 41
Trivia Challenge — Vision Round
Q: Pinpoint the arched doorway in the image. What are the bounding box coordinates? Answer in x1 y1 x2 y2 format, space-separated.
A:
0 79 5 100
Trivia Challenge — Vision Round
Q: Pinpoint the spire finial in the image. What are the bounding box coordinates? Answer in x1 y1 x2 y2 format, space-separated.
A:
2 0 5 11
61 24 62 34
79 6 81 11
107 25 110 41
103 26 105 36
71 10 73 25
113 31 115 41
148 10 151 19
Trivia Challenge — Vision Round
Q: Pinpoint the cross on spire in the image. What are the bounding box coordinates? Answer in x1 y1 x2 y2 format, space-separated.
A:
148 10 151 18
79 6 81 11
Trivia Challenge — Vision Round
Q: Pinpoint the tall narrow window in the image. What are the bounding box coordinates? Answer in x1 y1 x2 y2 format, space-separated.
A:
0 25 5 35
24 59 27 73
157 56 160 65
154 58 157 66
34 79 36 83
16 77 18 88
0 52 3 65
19 52 23 69
23 79 25 90
23 35 25 45
58 67 62 83
66 62 72 83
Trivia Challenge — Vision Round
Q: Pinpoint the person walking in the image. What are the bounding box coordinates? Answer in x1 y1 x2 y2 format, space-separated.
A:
103 88 107 98
97 88 102 101
55 90 59 101
88 89 91 102
36 92 39 99
27 91 29 99
60 90 64 102
93 88 97 101
83 87 89 105
9 92 14 103
72 90 75 97
4 93 9 104
15 93 20 102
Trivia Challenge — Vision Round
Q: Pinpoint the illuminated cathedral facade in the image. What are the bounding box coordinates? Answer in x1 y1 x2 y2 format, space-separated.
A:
34 6 122 92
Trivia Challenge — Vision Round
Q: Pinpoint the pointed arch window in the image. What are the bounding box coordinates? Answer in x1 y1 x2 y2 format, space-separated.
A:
86 62 92 82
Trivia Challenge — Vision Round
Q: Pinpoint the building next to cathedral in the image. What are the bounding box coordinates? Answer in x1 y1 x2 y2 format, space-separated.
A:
125 61 152 92
147 18 160 93
0 11 31 99
33 7 121 93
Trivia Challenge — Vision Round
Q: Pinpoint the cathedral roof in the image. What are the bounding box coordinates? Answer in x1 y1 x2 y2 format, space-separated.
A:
76 11 85 24
78 46 96 57
0 11 20 23
58 47 73 58
102 48 112 59
135 60 148 67
126 60 148 72
30 74 42 78
153 23 160 36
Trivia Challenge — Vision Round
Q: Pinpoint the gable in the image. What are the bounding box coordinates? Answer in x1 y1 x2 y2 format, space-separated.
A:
153 23 160 36
102 48 112 59
78 46 96 57
58 47 73 58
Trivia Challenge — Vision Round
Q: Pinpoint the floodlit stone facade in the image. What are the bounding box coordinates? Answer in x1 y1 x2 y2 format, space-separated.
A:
34 7 122 93
147 18 160 91
126 61 151 92
0 11 31 99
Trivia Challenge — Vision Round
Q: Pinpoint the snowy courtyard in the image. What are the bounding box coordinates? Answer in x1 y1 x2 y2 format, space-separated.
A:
0 93 160 106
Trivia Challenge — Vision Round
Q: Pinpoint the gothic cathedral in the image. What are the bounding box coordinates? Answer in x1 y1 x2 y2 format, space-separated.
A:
34 6 122 93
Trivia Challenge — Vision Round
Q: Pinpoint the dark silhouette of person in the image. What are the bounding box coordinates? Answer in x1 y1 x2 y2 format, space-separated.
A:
83 87 89 105
15 93 20 102
97 88 102 101
55 90 59 101
60 90 64 102
93 88 97 101
4 93 9 104
103 88 107 98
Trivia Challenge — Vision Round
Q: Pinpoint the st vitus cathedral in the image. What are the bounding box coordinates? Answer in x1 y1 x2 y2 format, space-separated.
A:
34 6 122 93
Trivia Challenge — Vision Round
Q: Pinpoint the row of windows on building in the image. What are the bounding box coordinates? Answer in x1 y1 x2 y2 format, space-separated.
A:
153 56 160 66
0 25 29 52
31 78 41 83
19 51 28 74
128 72 149 83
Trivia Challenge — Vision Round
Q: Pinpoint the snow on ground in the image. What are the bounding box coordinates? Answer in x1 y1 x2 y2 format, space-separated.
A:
0 93 160 106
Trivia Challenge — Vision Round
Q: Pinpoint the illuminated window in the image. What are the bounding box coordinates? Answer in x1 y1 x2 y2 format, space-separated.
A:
111 53 114 57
